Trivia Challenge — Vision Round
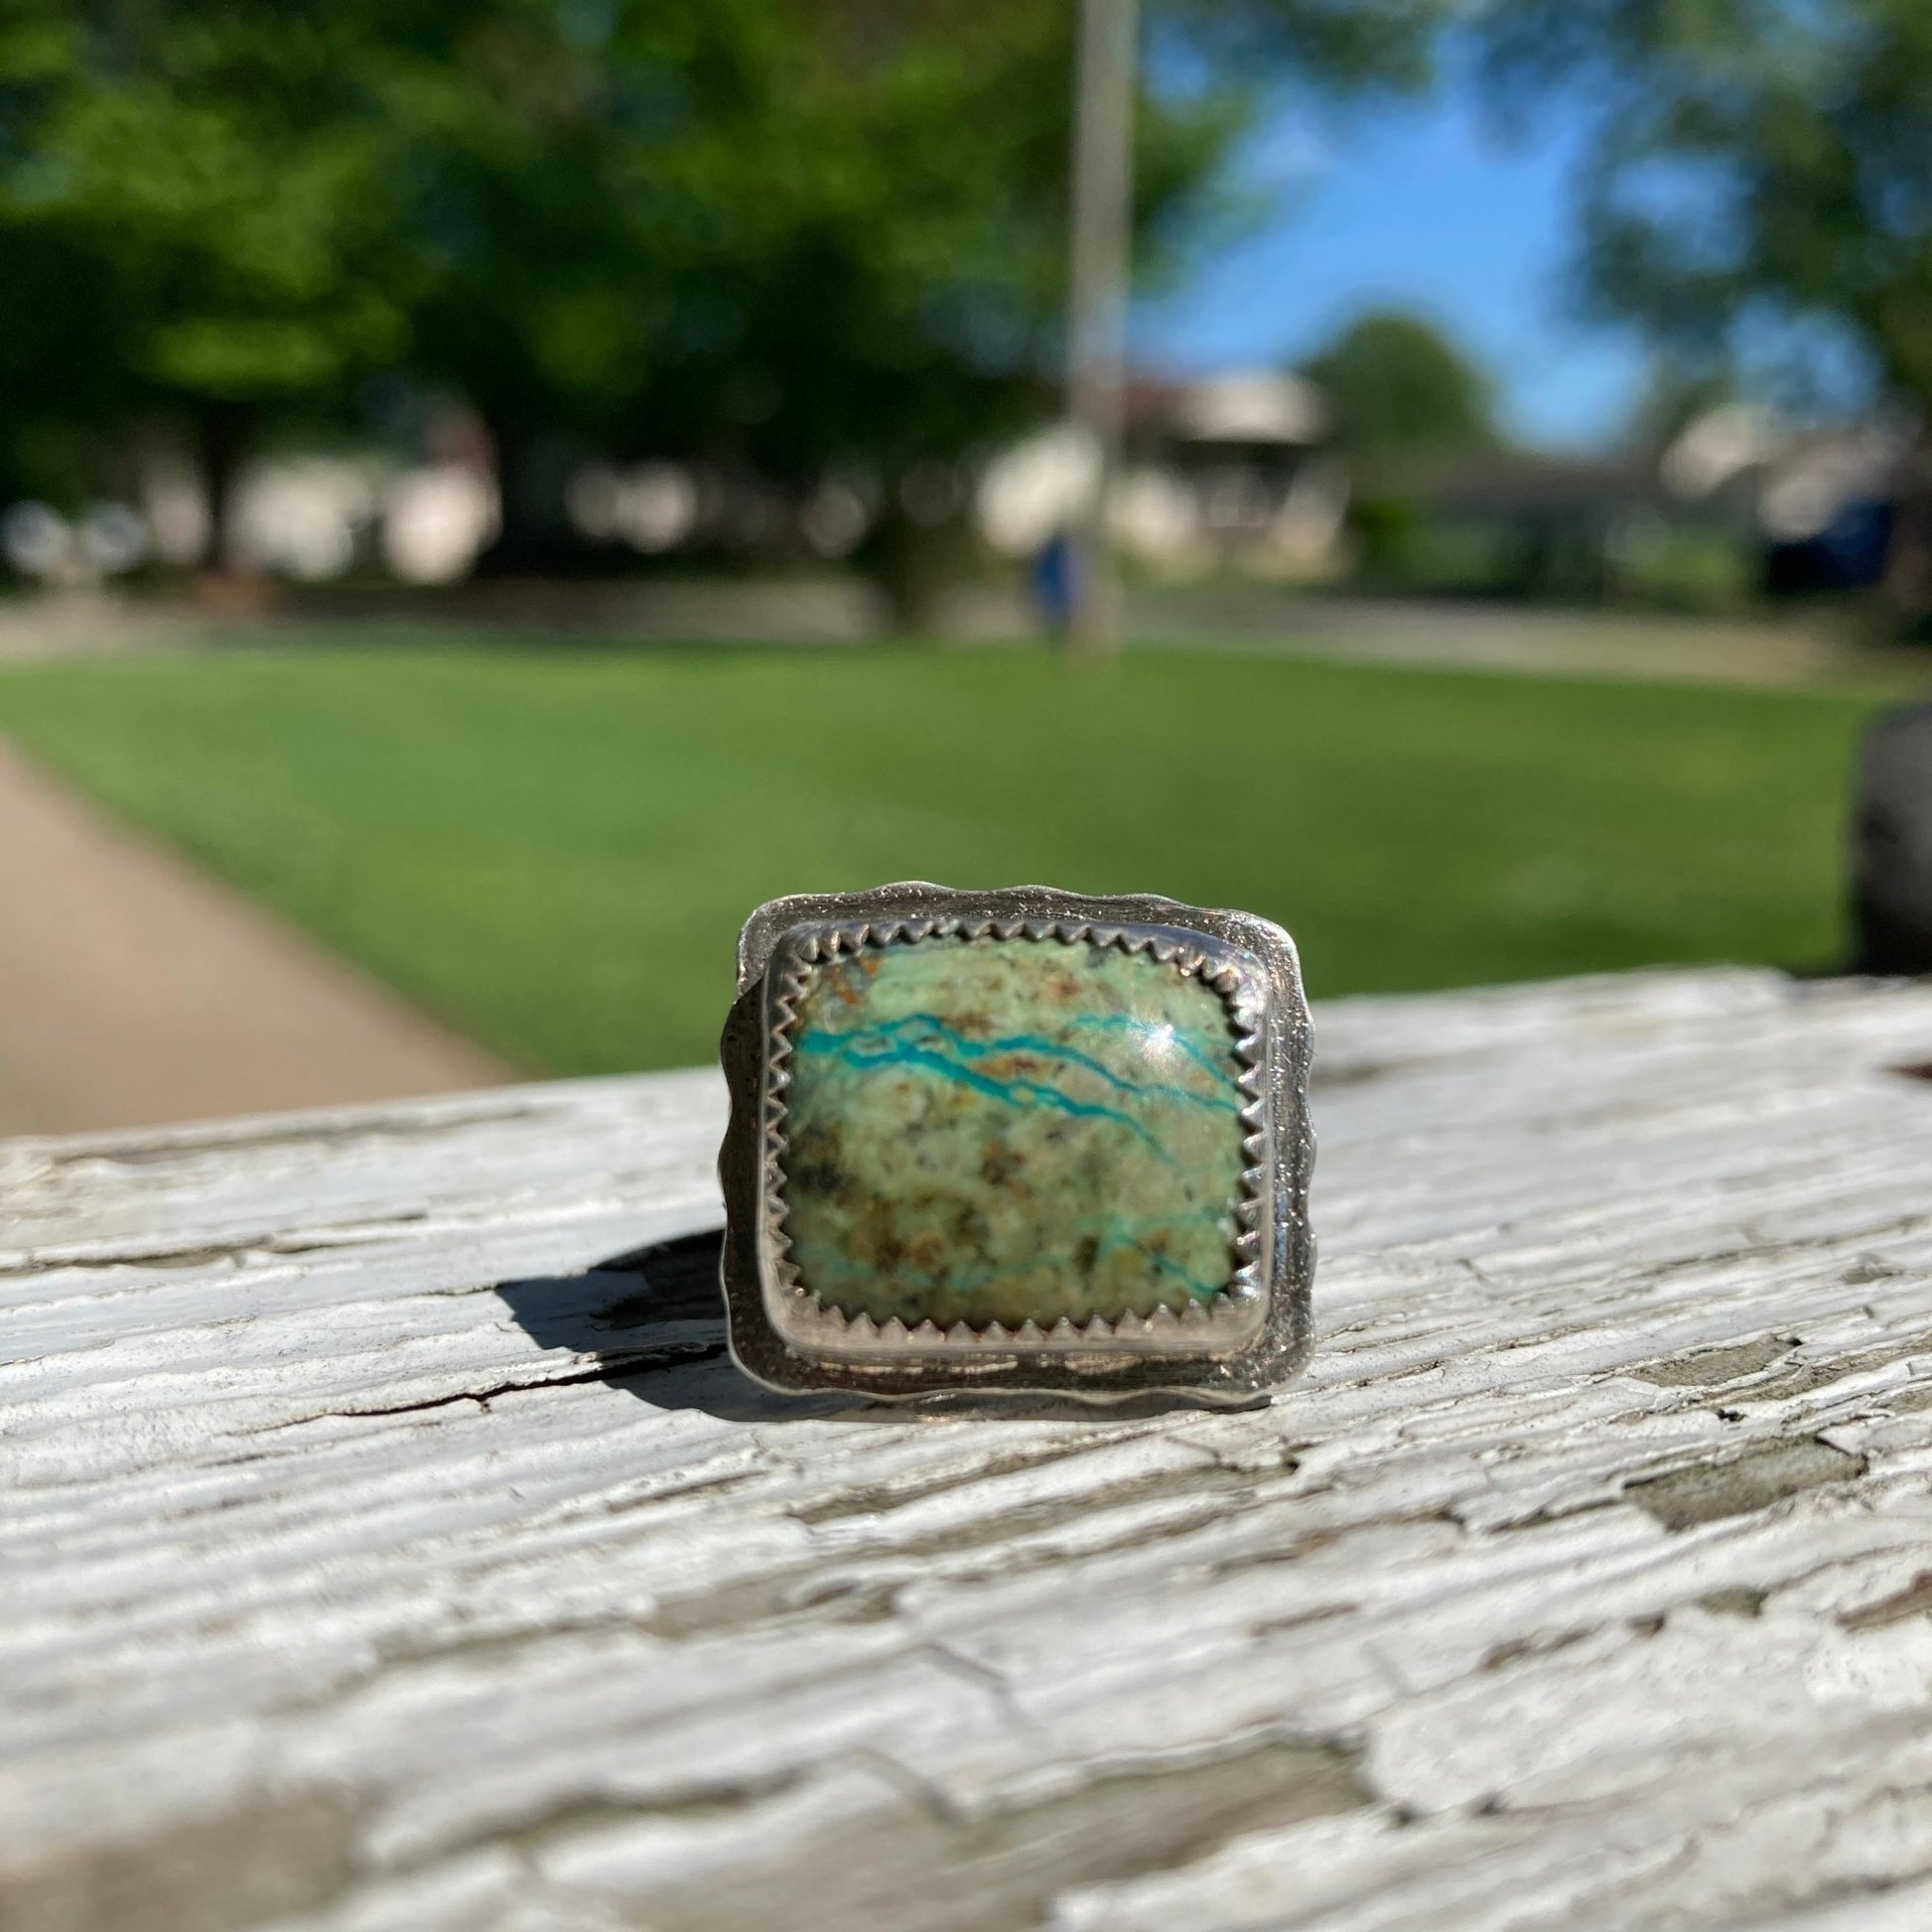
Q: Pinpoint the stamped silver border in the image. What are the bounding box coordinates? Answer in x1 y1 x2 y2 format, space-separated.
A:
718 884 1313 1404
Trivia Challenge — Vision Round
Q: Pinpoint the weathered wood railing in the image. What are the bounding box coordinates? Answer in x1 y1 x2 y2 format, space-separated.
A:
7 967 1932 1931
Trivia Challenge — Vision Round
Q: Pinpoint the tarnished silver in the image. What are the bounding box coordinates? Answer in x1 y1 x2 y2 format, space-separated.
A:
718 883 1313 1404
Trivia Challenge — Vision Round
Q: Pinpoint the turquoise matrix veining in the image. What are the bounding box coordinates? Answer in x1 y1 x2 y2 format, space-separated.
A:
776 935 1250 1331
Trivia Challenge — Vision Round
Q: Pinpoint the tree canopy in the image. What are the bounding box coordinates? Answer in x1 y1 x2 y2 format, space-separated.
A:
1473 0 1932 416
0 0 1450 555
1469 0 1932 608
1302 308 1497 461
0 6 412 466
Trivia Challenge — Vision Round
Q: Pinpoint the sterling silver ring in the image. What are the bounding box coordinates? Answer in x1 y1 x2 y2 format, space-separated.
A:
717 883 1313 1403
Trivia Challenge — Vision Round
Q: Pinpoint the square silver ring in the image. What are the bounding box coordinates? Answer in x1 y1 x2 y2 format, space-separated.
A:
717 883 1313 1403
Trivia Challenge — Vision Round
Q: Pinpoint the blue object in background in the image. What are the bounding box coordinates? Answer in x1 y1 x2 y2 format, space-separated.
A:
1766 498 1893 595
1032 531 1079 634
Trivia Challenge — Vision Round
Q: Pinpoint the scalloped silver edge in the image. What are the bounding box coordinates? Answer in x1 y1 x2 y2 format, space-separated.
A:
717 884 1313 1405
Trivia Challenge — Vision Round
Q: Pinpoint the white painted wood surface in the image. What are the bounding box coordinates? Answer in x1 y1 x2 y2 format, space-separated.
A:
8 968 1932 1932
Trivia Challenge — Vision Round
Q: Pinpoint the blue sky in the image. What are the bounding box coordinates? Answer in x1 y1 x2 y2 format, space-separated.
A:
1135 81 1651 451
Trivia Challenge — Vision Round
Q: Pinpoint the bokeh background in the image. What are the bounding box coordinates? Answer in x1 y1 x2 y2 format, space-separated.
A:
3 0 1930 1131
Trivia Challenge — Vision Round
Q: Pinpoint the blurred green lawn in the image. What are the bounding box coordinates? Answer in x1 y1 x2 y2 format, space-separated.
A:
0 638 1882 1075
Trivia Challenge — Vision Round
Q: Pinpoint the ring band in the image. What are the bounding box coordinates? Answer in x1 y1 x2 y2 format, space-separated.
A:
718 884 1313 1403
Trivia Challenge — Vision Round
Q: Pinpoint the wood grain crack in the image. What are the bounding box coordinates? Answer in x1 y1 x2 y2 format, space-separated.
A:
282 1343 727 1423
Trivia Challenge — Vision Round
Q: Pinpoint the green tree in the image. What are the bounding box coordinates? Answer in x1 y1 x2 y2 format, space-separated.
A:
388 0 1454 588
0 3 420 551
1303 308 1497 460
1302 308 1497 580
1472 0 1932 614
1 0 1453 594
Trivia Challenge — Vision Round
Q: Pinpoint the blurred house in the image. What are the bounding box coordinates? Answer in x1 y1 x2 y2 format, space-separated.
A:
1404 448 1669 599
558 373 1349 585
223 455 499 586
978 368 1349 580
1337 406 1909 605
1 378 1909 614
1 454 499 592
1658 407 1903 594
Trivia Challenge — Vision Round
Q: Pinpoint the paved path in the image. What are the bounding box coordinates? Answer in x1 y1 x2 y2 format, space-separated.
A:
0 742 513 1136
1125 590 1926 692
3 588 1923 693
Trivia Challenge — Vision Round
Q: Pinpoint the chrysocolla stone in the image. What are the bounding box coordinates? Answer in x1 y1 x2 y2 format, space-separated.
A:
778 936 1248 1330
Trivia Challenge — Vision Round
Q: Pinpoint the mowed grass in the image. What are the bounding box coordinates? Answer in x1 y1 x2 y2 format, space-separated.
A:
0 636 1884 1075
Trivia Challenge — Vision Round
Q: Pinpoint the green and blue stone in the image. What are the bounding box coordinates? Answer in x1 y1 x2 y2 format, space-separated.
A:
777 936 1250 1331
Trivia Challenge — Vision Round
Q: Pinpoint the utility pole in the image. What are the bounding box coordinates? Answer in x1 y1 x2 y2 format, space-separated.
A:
1064 0 1138 654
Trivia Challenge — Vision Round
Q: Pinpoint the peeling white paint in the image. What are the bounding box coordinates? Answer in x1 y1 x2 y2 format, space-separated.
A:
5 970 1932 1929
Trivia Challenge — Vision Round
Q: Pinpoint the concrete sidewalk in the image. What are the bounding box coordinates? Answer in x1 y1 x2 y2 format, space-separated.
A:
0 742 513 1137
4 586 1923 693
1127 590 1926 691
